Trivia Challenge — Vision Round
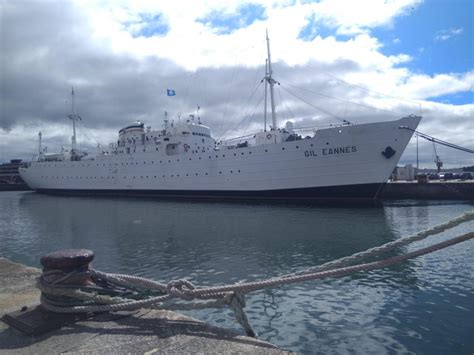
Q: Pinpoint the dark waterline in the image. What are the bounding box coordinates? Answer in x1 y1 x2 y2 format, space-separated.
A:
0 191 473 353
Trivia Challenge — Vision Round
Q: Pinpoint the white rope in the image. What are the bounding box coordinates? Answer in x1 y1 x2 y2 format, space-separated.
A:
38 211 473 336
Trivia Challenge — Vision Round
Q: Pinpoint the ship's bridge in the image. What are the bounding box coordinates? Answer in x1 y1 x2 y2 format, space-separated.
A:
119 121 144 137
184 122 211 138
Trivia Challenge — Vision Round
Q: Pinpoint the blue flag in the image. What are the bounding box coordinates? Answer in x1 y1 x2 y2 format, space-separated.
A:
167 89 176 96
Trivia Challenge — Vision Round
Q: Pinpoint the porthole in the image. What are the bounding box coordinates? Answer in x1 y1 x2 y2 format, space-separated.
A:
282 147 285 151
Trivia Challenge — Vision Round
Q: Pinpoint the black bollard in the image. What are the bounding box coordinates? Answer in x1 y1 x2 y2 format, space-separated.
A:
2 249 96 335
40 249 94 271
40 249 94 286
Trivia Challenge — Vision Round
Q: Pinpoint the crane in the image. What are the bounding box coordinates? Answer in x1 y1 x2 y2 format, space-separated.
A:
432 140 443 173
399 126 473 172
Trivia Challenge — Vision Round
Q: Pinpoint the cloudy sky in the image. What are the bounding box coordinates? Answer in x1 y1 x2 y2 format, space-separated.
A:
1 0 473 167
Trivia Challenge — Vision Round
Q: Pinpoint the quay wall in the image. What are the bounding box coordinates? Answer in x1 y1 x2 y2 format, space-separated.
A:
381 181 474 200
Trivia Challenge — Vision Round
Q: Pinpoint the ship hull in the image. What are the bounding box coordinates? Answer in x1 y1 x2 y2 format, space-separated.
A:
20 116 421 205
36 182 383 205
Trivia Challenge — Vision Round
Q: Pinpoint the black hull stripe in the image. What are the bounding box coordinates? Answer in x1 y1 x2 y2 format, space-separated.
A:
35 183 384 206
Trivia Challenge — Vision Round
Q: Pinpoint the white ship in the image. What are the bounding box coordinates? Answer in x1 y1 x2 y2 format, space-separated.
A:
20 33 421 204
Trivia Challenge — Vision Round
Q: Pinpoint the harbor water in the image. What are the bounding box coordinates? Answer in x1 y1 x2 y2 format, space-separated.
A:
0 191 473 354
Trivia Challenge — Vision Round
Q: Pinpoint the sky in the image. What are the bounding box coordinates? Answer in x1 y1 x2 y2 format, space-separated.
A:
1 0 473 168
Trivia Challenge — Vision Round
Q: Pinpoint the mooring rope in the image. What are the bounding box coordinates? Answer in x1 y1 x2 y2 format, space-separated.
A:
37 211 474 337
282 210 474 277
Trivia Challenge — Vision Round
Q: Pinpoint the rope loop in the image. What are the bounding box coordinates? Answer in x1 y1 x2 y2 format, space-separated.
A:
166 279 196 300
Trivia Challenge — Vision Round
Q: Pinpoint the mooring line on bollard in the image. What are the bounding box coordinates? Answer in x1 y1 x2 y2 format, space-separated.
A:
37 211 474 337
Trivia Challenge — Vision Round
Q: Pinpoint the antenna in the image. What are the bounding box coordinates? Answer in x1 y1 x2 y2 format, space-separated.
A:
71 86 75 114
164 111 169 131
38 132 42 157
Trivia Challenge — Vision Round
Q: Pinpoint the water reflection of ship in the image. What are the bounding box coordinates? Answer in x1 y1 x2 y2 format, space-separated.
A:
18 192 419 284
20 193 418 272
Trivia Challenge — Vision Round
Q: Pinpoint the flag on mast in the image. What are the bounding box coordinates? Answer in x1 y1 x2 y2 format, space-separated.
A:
166 89 176 96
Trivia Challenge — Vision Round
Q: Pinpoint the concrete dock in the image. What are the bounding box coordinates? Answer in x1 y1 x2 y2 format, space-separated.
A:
0 257 287 354
381 181 474 200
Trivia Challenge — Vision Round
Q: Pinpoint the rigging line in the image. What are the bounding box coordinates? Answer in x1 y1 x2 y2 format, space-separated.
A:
304 62 421 107
277 86 296 121
218 66 239 136
279 85 345 122
222 93 265 141
217 79 263 140
237 94 265 139
217 64 262 139
77 119 100 147
280 80 404 117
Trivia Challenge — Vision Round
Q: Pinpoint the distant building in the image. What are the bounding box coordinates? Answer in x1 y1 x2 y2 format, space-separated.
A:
0 159 29 189
391 164 416 181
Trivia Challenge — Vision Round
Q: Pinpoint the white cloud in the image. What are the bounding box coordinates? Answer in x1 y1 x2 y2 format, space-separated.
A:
2 0 473 168
396 71 473 100
434 27 464 42
71 0 423 70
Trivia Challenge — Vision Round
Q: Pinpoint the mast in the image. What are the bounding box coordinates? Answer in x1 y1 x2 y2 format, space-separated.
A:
265 30 277 130
71 87 76 152
68 86 81 156
264 59 268 132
